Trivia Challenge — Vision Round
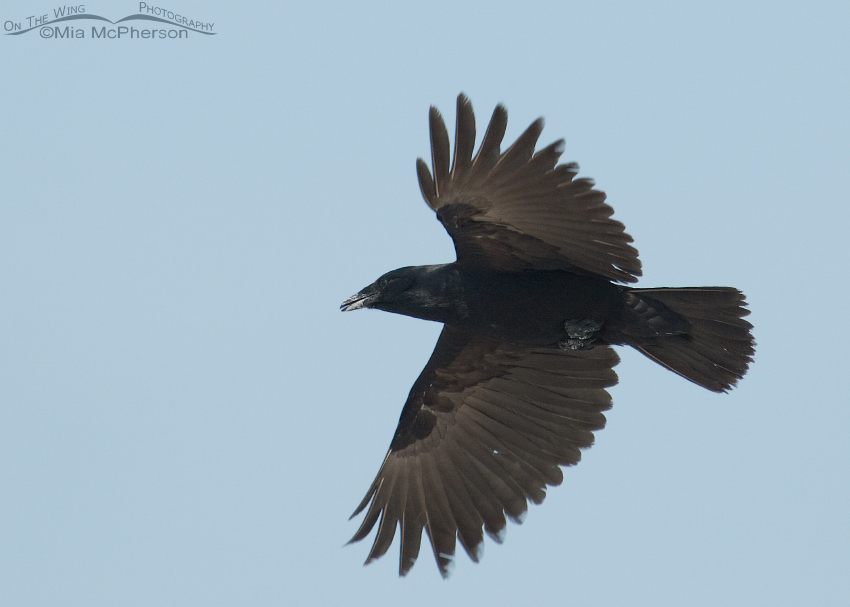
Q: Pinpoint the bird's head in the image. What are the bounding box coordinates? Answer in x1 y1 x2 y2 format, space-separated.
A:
340 267 418 313
340 264 460 322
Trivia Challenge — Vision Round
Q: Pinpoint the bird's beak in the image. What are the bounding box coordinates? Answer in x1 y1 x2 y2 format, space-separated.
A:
340 287 378 312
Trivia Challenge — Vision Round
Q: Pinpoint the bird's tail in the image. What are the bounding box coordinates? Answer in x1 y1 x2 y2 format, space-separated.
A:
617 287 755 392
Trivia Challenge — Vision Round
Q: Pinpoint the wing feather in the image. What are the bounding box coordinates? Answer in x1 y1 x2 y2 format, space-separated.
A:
451 95 476 186
470 104 508 181
399 460 425 575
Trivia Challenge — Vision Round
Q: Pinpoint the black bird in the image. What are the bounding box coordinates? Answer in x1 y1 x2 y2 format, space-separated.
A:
341 94 754 577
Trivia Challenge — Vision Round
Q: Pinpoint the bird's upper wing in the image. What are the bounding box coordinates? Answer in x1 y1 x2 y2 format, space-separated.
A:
416 94 641 282
348 325 620 577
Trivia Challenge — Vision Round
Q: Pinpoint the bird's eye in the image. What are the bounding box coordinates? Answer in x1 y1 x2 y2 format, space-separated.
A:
379 278 388 289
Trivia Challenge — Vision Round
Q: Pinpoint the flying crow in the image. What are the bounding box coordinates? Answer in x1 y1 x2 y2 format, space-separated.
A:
341 94 754 577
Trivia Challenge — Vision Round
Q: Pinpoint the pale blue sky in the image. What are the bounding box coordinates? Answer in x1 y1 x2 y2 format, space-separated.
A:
1 1 848 605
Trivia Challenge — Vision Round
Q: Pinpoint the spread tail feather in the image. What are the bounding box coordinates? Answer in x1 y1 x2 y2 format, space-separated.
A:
621 287 755 392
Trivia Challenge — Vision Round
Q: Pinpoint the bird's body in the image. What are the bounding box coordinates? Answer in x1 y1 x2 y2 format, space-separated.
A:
351 264 622 345
341 95 754 577
451 267 622 345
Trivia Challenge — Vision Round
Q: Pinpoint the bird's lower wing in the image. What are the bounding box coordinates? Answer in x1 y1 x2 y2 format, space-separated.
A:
348 326 620 577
